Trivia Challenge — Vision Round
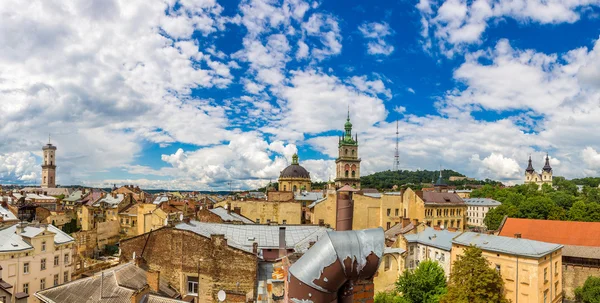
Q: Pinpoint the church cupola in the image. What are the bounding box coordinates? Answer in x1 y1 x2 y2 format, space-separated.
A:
542 153 552 173
525 155 535 174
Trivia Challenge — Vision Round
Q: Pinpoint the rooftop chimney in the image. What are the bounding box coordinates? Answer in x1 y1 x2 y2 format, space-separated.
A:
514 233 521 239
279 227 286 258
146 270 160 293
226 202 231 214
252 242 259 255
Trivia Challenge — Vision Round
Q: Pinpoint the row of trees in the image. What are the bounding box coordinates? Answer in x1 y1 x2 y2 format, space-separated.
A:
375 246 509 303
475 179 600 230
360 169 501 190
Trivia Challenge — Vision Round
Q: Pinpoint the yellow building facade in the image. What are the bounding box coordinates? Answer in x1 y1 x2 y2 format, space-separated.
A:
402 188 467 231
216 194 302 224
309 191 403 230
451 233 563 303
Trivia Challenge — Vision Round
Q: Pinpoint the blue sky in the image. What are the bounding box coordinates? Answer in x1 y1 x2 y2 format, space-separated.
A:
2 0 600 190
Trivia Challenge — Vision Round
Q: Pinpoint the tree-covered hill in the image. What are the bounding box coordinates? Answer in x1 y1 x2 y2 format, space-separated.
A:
359 169 501 190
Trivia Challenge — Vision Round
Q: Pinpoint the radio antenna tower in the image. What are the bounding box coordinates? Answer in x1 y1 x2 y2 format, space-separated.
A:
393 120 400 171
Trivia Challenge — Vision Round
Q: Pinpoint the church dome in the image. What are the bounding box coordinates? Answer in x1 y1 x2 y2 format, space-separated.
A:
279 153 310 179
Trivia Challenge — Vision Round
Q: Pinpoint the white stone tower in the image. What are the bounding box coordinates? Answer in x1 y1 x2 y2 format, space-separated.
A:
41 138 57 188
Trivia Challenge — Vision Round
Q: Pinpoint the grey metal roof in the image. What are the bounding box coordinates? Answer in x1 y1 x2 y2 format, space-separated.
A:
152 196 169 205
294 192 323 201
209 207 255 224
0 224 73 252
561 245 600 259
453 232 563 258
0 205 18 221
175 221 330 253
463 198 502 207
384 247 406 255
63 190 84 202
35 262 181 303
383 191 402 196
363 193 382 198
307 197 327 209
404 227 458 251
94 194 125 208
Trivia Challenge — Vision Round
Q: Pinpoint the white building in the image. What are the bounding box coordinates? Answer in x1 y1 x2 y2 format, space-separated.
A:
464 198 502 228
402 227 458 277
0 223 74 300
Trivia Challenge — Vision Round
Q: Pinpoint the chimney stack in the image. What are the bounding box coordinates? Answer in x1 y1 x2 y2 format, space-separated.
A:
146 270 160 292
252 242 259 255
226 202 231 214
279 227 286 258
514 233 521 239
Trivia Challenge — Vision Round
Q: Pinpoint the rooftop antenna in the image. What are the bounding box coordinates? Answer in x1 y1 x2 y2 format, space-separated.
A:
48 134 51 144
393 120 400 171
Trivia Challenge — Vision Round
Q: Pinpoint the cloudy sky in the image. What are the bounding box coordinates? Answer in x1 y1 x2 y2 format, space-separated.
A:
2 0 600 190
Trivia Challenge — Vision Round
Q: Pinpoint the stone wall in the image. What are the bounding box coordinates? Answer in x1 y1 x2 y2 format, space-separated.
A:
562 264 600 299
120 227 257 302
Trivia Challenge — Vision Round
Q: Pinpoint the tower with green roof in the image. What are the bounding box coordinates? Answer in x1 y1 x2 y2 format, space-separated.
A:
334 109 361 189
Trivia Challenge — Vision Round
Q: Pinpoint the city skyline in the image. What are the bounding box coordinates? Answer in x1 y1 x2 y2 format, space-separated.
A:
2 0 600 190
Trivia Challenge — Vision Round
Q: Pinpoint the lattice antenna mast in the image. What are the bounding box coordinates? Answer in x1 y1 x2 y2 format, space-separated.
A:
393 120 400 171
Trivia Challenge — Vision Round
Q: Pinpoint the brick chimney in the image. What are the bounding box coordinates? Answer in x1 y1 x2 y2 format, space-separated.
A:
146 270 160 292
226 202 231 214
415 190 424 200
514 233 521 239
252 242 259 255
402 218 411 228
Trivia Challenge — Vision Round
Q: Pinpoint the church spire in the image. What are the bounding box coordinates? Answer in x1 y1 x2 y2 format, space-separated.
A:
542 153 552 172
525 155 535 173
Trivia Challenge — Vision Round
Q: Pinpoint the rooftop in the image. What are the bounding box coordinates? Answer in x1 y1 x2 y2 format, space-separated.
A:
0 205 18 222
35 262 183 303
498 217 600 248
463 198 502 207
404 227 458 251
0 224 74 252
422 192 465 205
453 232 563 258
209 207 255 224
175 221 329 254
294 192 323 201
94 194 125 208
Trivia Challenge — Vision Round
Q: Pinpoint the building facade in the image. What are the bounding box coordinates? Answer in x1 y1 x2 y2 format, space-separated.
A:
452 232 563 303
0 223 75 301
402 227 457 277
524 154 553 188
41 143 57 189
464 198 501 228
334 112 361 189
402 188 467 231
216 191 303 225
278 154 312 193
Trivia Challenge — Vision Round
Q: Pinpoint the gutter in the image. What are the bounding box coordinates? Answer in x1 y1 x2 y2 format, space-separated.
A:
287 228 384 302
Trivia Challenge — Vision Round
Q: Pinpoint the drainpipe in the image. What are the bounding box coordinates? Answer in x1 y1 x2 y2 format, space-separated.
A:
288 228 384 302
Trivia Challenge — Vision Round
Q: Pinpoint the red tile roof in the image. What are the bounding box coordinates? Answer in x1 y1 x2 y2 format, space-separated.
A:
498 218 600 247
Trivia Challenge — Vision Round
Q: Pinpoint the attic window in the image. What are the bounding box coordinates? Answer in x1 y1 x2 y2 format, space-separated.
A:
444 198 451 202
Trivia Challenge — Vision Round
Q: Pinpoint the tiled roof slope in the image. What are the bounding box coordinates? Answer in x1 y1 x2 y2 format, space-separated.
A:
498 218 600 247
453 232 563 258
422 192 465 205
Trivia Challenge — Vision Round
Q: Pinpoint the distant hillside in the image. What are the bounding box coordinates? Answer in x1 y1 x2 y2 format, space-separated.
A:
359 169 501 191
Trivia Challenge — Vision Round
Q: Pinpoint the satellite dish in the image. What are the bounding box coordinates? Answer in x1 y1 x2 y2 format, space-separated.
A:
217 290 226 302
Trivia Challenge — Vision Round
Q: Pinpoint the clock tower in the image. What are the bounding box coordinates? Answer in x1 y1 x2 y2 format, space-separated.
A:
334 110 361 189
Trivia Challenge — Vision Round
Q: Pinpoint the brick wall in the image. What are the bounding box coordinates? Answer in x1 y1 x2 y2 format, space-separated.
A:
120 227 257 302
352 280 375 303
196 208 224 223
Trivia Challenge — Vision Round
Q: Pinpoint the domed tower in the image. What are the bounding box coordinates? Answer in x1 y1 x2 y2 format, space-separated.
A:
278 153 312 192
541 153 553 185
334 109 361 189
41 138 57 188
524 155 537 184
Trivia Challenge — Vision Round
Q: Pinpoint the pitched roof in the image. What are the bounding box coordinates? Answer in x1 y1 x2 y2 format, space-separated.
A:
384 222 415 241
175 221 329 253
422 192 465 205
403 227 458 251
63 190 85 202
209 207 255 224
453 232 563 258
498 218 600 247
294 192 323 201
463 198 502 207
0 205 18 222
35 262 183 303
94 194 125 208
0 224 74 252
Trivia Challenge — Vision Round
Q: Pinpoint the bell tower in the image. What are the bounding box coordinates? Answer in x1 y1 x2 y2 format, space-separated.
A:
334 109 361 189
41 137 57 188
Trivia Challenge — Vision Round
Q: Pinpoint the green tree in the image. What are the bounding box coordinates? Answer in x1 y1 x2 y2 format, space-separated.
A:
569 201 588 221
374 291 408 303
575 276 600 303
441 246 509 303
484 204 517 230
396 260 447 303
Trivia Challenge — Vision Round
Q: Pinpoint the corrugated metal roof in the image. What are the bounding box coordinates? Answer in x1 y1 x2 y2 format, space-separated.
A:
294 192 323 201
175 221 329 253
363 193 382 198
94 194 125 207
209 207 255 224
404 227 458 251
453 232 563 258
463 198 502 206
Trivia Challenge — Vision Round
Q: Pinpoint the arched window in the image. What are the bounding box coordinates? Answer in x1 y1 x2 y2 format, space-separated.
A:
345 170 349 177
283 185 287 191
351 150 355 155
351 171 355 177
293 185 297 192
345 149 348 155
